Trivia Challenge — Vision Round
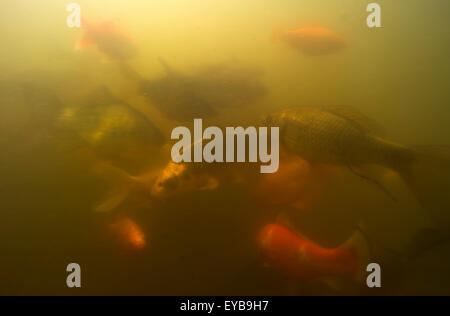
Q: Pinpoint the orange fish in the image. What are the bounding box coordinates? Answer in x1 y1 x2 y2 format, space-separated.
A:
109 218 146 251
257 153 339 211
275 26 348 56
77 19 137 61
258 224 368 281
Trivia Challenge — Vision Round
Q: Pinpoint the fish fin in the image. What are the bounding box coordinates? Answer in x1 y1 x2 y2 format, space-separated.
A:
348 165 397 202
92 162 136 212
94 184 132 213
321 105 384 135
399 146 450 227
158 57 175 76
341 226 371 284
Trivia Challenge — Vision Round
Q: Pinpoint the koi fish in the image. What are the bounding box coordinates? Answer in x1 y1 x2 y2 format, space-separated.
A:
267 106 450 227
109 218 146 251
258 224 369 281
257 153 340 211
77 19 137 61
275 26 348 56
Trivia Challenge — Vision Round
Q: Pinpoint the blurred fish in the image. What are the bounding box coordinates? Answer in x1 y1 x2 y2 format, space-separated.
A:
266 106 450 226
140 59 216 121
258 223 369 281
57 86 165 161
77 19 137 61
257 153 339 211
194 60 267 110
108 218 146 251
123 59 266 122
93 160 219 213
275 26 347 56
151 162 219 199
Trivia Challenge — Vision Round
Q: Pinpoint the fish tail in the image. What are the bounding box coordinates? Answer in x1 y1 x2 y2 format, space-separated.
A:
371 137 415 172
92 162 136 213
341 225 371 283
398 146 450 227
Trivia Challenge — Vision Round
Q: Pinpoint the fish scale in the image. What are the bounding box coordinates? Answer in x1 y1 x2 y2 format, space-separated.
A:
275 107 384 166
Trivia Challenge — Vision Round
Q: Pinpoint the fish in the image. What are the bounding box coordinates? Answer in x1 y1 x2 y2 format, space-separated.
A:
193 60 267 110
140 59 216 121
77 19 137 61
93 160 219 213
275 26 348 56
56 86 165 160
123 59 266 122
151 162 219 199
266 106 450 227
108 218 147 251
258 223 369 281
257 152 339 211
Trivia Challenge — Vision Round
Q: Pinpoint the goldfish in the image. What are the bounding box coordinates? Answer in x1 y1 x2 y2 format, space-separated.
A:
109 218 146 251
257 152 339 211
266 106 450 226
258 223 368 281
140 59 216 121
122 59 266 122
57 86 165 166
77 19 137 61
151 162 219 199
275 26 347 56
93 160 219 213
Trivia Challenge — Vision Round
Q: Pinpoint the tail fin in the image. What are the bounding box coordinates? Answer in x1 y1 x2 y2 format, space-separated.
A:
341 226 371 283
158 58 175 76
399 146 450 227
91 162 136 213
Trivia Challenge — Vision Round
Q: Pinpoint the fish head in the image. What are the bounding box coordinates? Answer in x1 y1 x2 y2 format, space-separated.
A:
151 162 219 199
108 218 147 251
77 19 137 61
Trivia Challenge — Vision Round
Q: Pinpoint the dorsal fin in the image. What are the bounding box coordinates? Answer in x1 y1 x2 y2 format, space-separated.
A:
158 57 175 77
321 105 384 135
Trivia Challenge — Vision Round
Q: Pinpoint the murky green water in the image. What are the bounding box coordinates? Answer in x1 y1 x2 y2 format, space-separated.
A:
1 0 449 295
